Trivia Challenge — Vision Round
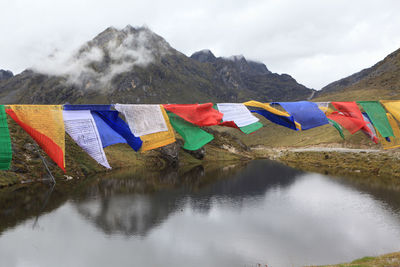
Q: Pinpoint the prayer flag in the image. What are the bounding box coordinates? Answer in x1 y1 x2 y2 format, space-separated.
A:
91 112 127 148
358 101 394 138
273 101 329 130
114 104 168 136
139 106 176 151
216 103 259 127
381 100 400 124
361 113 379 144
0 105 12 170
163 103 223 126
327 112 366 134
6 105 65 171
331 102 375 139
377 113 400 149
63 110 111 169
93 110 143 151
63 105 112 111
244 101 301 131
167 112 213 151
327 118 345 140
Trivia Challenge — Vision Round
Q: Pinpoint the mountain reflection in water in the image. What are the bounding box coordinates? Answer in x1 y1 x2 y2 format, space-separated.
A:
1 160 400 267
74 161 299 237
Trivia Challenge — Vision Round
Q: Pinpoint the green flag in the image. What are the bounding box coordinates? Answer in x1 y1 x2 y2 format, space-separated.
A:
328 118 345 140
239 122 263 134
358 101 394 138
167 112 214 151
0 105 12 170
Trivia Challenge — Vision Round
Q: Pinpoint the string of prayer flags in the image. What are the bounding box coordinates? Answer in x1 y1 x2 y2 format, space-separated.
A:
163 103 223 126
274 101 329 130
377 113 400 149
6 105 66 171
0 105 12 170
167 112 214 151
114 104 168 136
63 110 111 169
244 101 301 131
358 101 394 138
93 110 143 151
361 113 379 144
327 118 345 140
139 106 176 151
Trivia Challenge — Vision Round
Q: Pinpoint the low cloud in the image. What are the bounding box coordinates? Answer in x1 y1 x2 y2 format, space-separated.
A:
31 26 169 90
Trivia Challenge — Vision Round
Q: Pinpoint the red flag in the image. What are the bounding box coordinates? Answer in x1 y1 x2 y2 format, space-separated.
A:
331 102 376 140
327 112 366 134
163 103 223 126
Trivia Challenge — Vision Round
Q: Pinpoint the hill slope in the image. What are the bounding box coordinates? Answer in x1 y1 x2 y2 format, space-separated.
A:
0 25 313 104
315 47 400 101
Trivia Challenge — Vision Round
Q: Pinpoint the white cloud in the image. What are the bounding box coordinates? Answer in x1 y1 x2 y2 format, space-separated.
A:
30 27 167 89
1 0 400 89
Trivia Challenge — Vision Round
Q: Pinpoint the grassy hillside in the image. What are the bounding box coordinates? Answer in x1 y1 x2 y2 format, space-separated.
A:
316 47 400 101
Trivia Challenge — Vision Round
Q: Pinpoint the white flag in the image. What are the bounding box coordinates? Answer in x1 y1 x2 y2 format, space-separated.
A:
63 110 111 169
114 104 168 136
217 103 259 127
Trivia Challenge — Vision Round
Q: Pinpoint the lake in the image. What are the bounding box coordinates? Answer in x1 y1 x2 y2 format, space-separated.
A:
0 160 400 267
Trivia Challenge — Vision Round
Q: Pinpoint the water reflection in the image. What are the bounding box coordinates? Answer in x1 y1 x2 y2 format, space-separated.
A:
74 161 299 236
0 160 400 267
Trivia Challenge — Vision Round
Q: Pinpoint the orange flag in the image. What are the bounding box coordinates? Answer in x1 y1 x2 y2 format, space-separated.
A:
6 105 66 171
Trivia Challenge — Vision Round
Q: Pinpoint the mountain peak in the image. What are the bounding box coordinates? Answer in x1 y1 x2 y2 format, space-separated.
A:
190 49 216 63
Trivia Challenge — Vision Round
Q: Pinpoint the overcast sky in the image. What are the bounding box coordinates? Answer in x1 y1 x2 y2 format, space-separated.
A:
1 0 400 89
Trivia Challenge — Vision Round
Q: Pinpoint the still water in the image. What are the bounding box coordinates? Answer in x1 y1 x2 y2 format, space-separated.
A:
1 160 400 267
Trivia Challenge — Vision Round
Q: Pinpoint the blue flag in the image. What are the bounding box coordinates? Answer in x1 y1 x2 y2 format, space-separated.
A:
274 101 329 130
251 110 298 131
93 111 142 151
63 104 112 111
91 112 127 148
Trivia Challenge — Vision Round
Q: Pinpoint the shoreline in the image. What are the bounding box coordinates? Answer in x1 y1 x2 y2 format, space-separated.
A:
252 146 400 190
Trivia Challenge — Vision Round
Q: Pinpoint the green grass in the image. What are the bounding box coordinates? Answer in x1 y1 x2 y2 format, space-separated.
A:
312 252 400 266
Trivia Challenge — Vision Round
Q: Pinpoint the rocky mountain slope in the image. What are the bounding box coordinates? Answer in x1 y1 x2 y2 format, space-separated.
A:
0 70 13 81
0 25 313 104
315 47 400 101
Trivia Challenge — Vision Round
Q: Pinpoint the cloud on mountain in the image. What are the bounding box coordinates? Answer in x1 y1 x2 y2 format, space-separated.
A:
31 27 168 89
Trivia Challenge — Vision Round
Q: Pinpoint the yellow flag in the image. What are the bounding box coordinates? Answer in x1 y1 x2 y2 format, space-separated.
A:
381 100 400 122
8 105 66 170
140 105 176 152
377 113 400 149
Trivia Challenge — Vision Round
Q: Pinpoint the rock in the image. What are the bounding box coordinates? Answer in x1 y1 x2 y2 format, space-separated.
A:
0 69 13 80
184 147 205 160
23 143 36 152
159 142 180 166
